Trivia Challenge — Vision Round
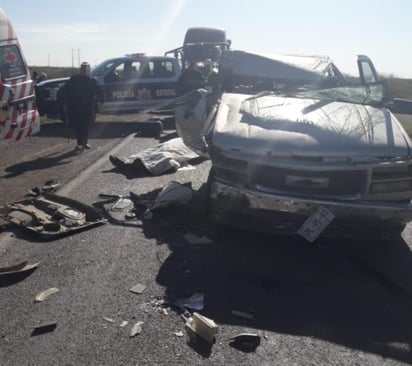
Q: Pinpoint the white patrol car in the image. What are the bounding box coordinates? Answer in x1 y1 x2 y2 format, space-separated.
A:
36 54 181 119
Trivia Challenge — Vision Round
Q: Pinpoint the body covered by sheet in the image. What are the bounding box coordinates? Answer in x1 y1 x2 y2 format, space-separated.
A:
112 137 202 175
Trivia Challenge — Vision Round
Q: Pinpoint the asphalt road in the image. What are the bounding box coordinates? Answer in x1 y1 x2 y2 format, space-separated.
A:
1 115 412 365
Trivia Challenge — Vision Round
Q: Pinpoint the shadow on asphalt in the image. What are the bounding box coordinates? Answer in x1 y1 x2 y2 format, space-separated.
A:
38 114 175 140
4 181 412 362
133 186 412 363
3 149 77 178
0 268 37 288
2 120 175 179
37 121 143 140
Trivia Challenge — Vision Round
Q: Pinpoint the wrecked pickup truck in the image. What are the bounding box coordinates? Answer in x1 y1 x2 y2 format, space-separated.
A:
175 50 412 238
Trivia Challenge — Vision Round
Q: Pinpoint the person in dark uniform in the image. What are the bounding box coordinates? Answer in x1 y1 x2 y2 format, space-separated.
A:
64 62 103 152
176 62 206 96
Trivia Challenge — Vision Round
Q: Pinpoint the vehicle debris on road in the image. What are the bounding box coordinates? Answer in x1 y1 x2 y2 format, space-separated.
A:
103 317 115 323
175 330 184 337
35 287 60 302
185 312 218 344
173 292 204 311
231 309 255 320
0 260 39 277
130 321 144 337
129 283 147 295
97 181 194 223
110 197 133 212
31 321 57 336
0 192 106 239
41 178 61 193
143 181 193 219
229 333 261 353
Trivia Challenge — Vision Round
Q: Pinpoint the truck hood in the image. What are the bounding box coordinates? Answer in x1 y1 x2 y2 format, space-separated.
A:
212 93 411 158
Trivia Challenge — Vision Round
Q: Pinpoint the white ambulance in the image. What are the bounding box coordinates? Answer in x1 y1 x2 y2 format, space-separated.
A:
0 7 40 141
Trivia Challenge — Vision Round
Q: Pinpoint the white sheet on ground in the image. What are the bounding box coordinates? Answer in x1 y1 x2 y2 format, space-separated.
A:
125 137 200 175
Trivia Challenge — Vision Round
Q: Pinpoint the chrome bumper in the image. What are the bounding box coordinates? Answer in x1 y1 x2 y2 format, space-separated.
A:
209 181 412 224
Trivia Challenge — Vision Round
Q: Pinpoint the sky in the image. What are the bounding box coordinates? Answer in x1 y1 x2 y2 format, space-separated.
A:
1 0 411 78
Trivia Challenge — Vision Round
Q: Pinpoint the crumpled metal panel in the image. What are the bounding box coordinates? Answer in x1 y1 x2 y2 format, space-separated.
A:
222 50 330 83
0 192 105 239
212 92 410 157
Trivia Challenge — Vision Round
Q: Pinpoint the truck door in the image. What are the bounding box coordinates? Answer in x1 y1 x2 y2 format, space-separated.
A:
357 55 379 84
102 60 140 112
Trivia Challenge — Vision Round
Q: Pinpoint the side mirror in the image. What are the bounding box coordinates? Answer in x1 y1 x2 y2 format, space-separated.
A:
387 98 412 115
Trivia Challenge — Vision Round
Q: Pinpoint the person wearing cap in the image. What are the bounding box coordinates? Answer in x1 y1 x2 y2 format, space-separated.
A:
64 62 103 152
38 72 47 82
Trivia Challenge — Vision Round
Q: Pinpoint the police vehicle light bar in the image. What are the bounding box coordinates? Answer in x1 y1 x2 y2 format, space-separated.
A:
125 53 146 57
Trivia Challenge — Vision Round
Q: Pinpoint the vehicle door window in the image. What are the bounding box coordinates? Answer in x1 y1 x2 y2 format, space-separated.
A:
140 62 153 78
123 61 141 80
105 63 125 83
0 45 26 79
358 58 378 84
153 60 175 77
360 62 376 83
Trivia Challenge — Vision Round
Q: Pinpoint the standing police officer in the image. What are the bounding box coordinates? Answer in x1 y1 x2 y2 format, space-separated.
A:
64 62 103 152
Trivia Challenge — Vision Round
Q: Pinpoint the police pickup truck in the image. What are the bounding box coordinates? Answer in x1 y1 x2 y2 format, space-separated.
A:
36 54 181 120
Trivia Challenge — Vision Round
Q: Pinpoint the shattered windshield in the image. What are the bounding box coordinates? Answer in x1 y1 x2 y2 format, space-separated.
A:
296 83 386 105
246 82 386 107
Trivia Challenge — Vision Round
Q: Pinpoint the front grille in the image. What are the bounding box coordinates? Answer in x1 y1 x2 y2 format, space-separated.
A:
251 166 366 196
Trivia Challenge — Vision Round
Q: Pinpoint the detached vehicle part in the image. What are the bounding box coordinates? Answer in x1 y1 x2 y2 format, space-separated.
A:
0 192 105 238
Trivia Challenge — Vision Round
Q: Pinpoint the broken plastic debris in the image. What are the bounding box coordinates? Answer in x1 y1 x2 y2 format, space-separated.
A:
0 260 39 277
144 181 193 219
103 317 115 323
175 331 184 337
119 321 129 328
185 312 218 344
231 309 254 320
173 292 204 311
111 198 133 212
130 321 144 337
31 321 57 336
129 283 146 295
229 333 261 352
183 232 214 245
35 287 60 302
42 179 61 193
125 211 137 220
